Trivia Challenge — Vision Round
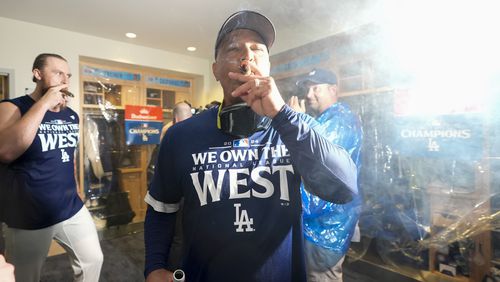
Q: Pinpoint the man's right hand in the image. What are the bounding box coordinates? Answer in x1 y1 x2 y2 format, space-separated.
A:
287 96 306 113
39 84 69 110
146 269 174 282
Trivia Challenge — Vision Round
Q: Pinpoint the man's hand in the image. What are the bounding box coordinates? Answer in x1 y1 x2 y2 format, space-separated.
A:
146 269 174 282
228 70 285 118
0 255 15 282
287 96 306 113
39 84 70 110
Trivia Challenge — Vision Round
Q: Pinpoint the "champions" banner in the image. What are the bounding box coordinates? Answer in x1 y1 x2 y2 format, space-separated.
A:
124 105 163 145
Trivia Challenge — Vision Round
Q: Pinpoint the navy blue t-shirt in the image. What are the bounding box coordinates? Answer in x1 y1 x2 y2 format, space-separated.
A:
1 95 83 229
145 105 357 282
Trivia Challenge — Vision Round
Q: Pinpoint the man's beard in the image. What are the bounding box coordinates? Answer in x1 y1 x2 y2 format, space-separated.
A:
41 86 50 97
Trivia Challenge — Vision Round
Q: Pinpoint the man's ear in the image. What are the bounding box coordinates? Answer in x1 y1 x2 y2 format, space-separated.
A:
328 84 338 96
33 69 42 81
212 62 220 82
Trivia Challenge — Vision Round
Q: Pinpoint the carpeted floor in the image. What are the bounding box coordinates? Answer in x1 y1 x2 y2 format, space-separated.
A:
41 231 146 282
40 230 414 282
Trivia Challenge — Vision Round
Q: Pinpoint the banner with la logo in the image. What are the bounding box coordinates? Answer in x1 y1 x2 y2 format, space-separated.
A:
124 105 163 145
392 89 483 160
393 114 483 160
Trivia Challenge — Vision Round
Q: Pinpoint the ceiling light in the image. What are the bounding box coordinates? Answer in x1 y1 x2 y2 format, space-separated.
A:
187 46 197 52
125 32 137 39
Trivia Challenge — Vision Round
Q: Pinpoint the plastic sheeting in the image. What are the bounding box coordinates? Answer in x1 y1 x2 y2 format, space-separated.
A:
340 89 500 281
81 73 143 228
302 102 363 254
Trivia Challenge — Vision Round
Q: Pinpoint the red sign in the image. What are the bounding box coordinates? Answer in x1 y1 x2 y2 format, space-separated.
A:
125 105 163 121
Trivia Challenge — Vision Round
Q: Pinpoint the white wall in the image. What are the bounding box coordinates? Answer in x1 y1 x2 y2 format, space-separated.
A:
0 16 223 112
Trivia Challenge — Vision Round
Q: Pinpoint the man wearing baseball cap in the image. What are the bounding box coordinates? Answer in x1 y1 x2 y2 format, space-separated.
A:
144 12 358 282
291 68 363 282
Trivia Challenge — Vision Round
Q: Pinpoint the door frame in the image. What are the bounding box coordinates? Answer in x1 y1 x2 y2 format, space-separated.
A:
0 68 15 99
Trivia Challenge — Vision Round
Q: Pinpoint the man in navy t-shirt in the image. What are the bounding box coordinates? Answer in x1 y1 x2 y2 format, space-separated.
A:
144 11 358 282
0 53 103 282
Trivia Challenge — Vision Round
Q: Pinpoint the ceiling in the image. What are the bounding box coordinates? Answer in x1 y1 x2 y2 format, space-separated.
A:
0 0 378 60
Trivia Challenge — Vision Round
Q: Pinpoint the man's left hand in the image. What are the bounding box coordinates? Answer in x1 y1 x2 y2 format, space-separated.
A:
288 96 306 113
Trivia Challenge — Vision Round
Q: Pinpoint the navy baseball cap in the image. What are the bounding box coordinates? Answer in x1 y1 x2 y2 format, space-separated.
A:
296 68 338 87
215 10 275 59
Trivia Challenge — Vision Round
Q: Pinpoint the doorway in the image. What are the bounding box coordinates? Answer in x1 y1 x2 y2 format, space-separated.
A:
0 69 14 100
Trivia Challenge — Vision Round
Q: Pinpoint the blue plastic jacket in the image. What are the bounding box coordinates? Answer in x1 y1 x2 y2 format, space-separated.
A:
301 102 363 253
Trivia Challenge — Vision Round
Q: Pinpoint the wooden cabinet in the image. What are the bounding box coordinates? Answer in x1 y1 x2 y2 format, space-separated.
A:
146 88 176 109
122 85 143 106
118 168 146 221
79 58 196 227
82 80 148 108
83 81 120 106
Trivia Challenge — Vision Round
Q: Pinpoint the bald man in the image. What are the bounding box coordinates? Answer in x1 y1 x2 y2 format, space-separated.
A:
160 102 193 140
173 102 193 124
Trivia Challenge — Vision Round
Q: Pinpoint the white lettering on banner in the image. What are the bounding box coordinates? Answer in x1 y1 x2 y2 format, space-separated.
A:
400 129 471 139
190 165 293 206
234 203 254 232
130 113 158 120
129 128 160 134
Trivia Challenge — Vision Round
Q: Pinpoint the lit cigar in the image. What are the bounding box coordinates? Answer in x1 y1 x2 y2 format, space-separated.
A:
60 89 74 97
240 61 251 75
